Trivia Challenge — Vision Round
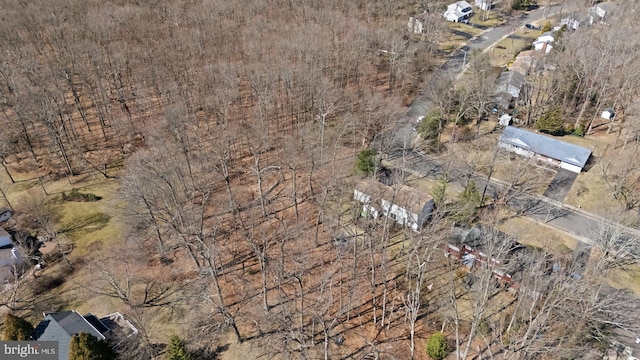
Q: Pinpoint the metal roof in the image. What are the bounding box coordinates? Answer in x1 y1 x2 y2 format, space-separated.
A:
499 126 592 168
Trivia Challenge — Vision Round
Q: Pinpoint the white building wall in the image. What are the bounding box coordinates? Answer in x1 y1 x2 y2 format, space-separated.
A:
354 190 371 204
498 142 535 158
560 162 582 173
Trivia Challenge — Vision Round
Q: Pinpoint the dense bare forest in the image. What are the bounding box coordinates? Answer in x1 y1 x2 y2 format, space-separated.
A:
0 0 639 359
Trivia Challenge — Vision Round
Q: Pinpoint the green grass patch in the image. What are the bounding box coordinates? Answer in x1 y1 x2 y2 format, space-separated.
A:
53 179 122 257
59 212 111 235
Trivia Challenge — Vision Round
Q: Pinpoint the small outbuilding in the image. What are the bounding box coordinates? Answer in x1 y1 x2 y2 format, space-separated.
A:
601 108 615 120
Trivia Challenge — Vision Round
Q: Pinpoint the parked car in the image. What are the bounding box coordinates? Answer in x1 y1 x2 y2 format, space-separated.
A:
412 116 424 131
525 23 538 30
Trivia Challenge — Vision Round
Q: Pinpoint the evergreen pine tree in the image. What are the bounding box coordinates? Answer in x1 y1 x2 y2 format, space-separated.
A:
68 333 115 360
166 335 192 360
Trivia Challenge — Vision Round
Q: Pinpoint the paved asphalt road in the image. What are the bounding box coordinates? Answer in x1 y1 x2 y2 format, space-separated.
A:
382 4 640 245
384 150 608 245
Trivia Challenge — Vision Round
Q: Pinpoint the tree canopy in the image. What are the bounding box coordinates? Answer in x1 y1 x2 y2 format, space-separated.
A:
426 332 448 360
536 108 564 135
68 333 115 360
166 335 193 360
1 314 34 341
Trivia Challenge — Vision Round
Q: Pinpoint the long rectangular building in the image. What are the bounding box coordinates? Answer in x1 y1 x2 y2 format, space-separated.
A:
498 126 592 173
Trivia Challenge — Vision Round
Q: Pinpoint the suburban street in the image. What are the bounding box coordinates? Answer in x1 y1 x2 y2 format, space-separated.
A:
384 149 626 246
383 4 638 246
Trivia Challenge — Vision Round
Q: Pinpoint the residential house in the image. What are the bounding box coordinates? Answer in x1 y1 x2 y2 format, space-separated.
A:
475 0 493 11
443 1 474 22
494 70 526 110
354 180 434 232
561 13 594 30
32 311 138 360
498 126 592 173
533 31 555 54
510 50 538 76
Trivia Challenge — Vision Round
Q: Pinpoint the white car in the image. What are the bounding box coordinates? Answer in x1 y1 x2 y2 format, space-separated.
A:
412 116 425 131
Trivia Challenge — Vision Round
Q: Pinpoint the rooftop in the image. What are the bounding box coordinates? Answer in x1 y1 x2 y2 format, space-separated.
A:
355 179 433 214
499 126 592 168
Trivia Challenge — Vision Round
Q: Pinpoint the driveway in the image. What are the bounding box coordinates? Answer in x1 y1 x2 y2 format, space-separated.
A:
451 30 473 40
543 168 577 202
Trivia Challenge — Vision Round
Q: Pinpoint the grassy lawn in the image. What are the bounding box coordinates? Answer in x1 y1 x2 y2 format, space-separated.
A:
561 134 619 213
471 11 506 27
608 265 640 296
439 37 467 53
448 22 485 37
487 29 539 67
564 171 619 213
55 179 122 257
405 173 461 200
498 216 577 254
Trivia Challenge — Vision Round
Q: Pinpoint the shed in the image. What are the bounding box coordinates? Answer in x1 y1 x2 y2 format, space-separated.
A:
498 126 592 173
499 114 512 127
601 108 615 120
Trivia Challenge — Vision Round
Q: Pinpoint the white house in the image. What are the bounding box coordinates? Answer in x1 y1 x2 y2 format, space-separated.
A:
533 31 555 54
354 180 434 232
498 126 592 173
443 1 474 22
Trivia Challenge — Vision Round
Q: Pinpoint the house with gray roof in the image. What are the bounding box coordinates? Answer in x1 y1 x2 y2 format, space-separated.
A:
32 311 110 360
494 71 526 110
32 310 138 359
498 126 592 173
354 180 434 232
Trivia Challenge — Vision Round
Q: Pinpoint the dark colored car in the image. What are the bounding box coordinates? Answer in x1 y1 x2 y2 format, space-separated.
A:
525 23 536 30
